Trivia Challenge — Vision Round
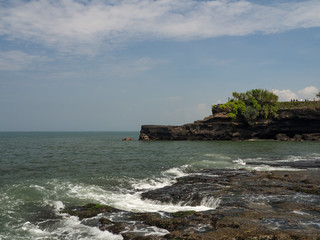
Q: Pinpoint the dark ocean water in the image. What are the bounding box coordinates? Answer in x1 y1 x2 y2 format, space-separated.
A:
0 132 319 239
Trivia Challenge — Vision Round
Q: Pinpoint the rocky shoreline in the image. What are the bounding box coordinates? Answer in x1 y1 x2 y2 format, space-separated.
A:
139 107 320 141
62 160 320 239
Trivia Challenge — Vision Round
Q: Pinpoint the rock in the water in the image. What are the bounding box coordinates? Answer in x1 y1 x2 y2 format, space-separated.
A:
276 133 290 141
122 137 133 141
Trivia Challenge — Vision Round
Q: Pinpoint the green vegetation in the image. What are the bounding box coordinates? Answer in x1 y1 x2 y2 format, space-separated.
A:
278 101 320 109
212 89 278 125
212 89 320 124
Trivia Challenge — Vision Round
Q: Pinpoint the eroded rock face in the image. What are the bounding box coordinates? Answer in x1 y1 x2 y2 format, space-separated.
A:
139 107 320 141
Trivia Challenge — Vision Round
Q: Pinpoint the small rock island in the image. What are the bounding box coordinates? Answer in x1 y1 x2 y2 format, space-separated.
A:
140 89 320 141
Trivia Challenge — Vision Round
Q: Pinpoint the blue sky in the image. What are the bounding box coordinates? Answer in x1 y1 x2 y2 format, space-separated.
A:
0 0 320 131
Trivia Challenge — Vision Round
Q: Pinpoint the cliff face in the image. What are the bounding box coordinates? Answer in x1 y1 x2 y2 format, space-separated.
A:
139 107 320 141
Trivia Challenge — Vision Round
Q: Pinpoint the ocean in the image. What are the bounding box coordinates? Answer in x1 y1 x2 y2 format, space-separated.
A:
0 132 320 239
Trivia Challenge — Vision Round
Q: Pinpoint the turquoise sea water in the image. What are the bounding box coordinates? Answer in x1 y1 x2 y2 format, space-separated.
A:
0 132 320 239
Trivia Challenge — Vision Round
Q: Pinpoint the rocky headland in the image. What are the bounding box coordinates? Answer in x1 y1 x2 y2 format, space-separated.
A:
139 104 320 141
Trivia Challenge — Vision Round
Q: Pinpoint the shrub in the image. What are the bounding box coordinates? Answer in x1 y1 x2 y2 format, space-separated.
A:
212 89 278 123
243 106 259 124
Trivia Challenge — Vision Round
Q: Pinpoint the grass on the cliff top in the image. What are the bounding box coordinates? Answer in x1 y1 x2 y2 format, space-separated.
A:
278 101 320 109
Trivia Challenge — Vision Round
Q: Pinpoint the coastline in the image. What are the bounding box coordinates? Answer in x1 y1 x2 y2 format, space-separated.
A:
139 106 320 141
2 132 320 239
64 163 320 239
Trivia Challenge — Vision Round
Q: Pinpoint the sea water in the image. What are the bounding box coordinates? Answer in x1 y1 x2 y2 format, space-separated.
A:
0 132 319 239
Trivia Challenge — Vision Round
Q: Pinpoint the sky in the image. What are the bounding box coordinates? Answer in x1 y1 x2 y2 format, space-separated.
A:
0 0 320 131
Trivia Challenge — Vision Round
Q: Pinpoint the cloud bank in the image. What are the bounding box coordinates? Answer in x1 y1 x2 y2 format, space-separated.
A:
0 51 47 71
1 0 320 54
273 86 319 101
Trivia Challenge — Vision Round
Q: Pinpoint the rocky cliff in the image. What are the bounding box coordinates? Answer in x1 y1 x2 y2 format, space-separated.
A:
139 107 320 141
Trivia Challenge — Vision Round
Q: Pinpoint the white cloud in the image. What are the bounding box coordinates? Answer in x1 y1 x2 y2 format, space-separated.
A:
1 0 320 55
298 86 319 99
0 50 48 71
103 57 167 77
273 86 319 101
273 89 298 101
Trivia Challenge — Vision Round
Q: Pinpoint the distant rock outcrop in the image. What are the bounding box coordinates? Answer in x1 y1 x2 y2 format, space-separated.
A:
139 107 320 141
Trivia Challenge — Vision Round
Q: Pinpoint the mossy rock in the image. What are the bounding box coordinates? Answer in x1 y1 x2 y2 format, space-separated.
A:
61 203 119 220
172 211 196 218
131 213 189 232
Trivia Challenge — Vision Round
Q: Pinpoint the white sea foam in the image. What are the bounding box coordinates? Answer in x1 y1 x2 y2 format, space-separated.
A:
132 166 189 191
233 158 246 166
22 222 49 237
43 199 65 212
22 216 123 240
1 165 218 239
308 153 320 158
200 196 221 209
132 178 174 191
301 221 320 228
276 154 320 163
193 159 234 169
62 181 214 213
29 184 46 192
275 155 303 162
0 183 122 240
245 165 300 171
293 210 310 216
121 225 169 236
53 165 219 213
162 165 189 178
204 153 231 159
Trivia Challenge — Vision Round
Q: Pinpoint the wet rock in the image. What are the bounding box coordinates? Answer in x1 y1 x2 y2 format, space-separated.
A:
98 217 128 234
131 212 190 232
294 134 303 141
61 169 320 239
276 133 290 141
302 133 320 141
141 169 320 239
139 133 150 141
61 203 120 220
122 233 165 240
123 137 133 141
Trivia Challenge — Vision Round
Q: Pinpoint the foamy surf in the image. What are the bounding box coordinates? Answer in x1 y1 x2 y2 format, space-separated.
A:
2 132 320 239
233 158 246 166
21 166 218 239
58 166 217 213
235 154 320 171
132 165 189 191
22 216 123 240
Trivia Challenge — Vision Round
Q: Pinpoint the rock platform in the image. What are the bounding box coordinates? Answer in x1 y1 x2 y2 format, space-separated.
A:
62 163 320 239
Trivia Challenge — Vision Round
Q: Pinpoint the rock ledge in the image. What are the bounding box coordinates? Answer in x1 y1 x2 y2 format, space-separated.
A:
139 107 320 141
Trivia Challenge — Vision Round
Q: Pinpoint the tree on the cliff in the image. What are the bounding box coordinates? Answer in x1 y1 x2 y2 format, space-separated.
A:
212 89 278 124
317 92 320 98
